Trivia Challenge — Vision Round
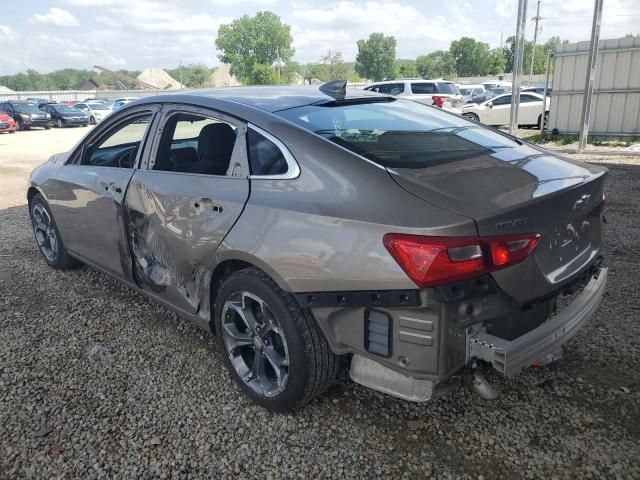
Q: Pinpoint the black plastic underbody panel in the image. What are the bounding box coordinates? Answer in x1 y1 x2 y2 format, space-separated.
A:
294 289 421 309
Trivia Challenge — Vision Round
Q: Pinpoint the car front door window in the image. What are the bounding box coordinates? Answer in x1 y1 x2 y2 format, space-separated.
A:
84 114 152 168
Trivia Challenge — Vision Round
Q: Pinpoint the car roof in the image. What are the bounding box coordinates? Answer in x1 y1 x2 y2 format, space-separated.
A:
151 85 390 113
367 79 451 86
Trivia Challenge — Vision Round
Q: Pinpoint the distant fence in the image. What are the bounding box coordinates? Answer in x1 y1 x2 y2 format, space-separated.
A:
549 36 640 136
0 88 185 102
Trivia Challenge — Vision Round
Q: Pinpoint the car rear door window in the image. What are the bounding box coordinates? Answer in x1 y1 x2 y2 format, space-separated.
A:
520 94 539 103
374 83 405 95
491 95 511 106
435 83 457 95
410 83 435 94
84 114 152 168
247 128 289 176
152 113 238 176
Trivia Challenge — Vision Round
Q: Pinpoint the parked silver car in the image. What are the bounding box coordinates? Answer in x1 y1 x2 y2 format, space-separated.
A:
28 83 608 411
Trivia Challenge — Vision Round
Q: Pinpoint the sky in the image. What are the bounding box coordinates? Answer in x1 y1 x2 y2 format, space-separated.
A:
0 0 638 75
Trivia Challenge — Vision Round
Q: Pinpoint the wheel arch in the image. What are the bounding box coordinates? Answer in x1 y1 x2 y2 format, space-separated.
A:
208 252 293 331
27 186 42 206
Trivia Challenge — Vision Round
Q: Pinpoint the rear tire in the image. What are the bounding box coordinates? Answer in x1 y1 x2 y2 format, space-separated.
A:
214 267 338 412
29 194 79 270
538 112 549 130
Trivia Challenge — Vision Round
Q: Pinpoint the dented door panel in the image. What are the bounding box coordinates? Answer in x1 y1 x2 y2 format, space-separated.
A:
125 171 249 315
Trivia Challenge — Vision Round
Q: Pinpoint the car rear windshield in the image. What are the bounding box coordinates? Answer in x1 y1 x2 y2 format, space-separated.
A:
275 99 520 169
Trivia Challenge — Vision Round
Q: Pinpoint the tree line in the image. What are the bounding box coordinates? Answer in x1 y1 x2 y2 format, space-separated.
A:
0 64 215 92
1 10 567 91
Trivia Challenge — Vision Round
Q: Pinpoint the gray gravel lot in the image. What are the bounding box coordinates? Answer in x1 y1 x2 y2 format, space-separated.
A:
1 128 640 479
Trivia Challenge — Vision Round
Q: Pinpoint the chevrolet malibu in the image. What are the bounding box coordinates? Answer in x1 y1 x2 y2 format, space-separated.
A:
28 82 608 411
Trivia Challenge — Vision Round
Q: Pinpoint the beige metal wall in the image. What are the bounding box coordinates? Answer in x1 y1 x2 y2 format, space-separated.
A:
549 36 640 135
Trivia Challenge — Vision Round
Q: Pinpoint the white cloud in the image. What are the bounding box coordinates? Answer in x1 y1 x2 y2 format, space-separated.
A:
495 0 514 18
32 8 79 27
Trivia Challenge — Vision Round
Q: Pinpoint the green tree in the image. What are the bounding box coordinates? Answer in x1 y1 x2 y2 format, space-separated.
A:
415 51 456 78
355 33 397 81
450 37 493 76
319 50 350 81
488 48 507 75
215 11 294 84
503 36 562 75
248 63 279 85
187 64 211 87
395 59 417 78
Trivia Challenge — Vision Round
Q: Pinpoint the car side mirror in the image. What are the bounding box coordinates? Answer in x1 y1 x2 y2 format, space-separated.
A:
487 102 493 108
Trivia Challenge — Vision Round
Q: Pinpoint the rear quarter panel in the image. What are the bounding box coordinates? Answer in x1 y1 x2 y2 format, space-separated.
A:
220 120 478 293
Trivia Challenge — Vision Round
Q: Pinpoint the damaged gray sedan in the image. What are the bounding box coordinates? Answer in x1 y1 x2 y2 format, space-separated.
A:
28 82 608 411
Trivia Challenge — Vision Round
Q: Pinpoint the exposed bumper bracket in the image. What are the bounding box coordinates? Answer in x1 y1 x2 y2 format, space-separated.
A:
467 267 607 377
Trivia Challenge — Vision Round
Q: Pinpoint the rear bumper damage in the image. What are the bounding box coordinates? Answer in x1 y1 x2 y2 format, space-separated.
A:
467 266 607 377
313 266 607 402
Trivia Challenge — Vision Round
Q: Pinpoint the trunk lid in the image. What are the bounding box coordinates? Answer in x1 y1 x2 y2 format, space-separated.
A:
389 142 607 301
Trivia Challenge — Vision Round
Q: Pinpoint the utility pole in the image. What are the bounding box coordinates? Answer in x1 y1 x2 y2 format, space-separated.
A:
510 0 528 136
578 0 604 151
179 61 183 88
529 0 543 82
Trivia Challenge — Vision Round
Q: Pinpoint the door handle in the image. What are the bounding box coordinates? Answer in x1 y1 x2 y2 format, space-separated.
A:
193 198 223 214
101 182 122 194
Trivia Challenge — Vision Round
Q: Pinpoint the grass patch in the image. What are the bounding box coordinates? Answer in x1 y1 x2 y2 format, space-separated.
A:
519 132 640 148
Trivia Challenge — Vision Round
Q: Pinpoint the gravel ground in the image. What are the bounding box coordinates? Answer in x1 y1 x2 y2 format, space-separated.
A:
1 128 640 479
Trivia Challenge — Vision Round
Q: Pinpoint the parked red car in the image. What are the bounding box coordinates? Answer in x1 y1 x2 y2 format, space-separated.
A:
0 110 16 133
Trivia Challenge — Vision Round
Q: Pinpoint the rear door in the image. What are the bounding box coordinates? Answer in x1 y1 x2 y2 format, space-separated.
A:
124 104 250 314
519 94 543 124
53 105 159 279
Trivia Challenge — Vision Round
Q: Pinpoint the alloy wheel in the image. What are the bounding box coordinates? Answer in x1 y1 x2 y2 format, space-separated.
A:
31 203 58 262
221 291 290 398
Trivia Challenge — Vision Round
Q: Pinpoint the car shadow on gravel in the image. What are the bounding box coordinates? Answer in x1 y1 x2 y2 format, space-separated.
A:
1 158 640 480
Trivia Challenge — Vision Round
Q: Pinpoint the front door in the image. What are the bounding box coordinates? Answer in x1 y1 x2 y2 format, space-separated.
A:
485 95 512 125
124 105 250 315
53 107 158 279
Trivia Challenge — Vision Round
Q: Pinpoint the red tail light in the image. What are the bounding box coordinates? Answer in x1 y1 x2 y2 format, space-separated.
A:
383 233 539 288
432 95 444 108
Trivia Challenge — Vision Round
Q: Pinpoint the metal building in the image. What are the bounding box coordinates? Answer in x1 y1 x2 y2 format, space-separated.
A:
549 36 640 136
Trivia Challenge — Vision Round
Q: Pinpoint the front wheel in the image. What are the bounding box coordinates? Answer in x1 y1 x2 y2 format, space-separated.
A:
30 194 79 269
90 116 96 125
463 112 479 122
215 267 338 412
56 118 63 128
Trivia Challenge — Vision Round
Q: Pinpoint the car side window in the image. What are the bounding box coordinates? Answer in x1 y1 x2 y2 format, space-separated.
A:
520 94 538 103
153 112 237 176
247 128 288 176
491 96 511 106
83 114 152 168
376 83 405 95
411 83 435 94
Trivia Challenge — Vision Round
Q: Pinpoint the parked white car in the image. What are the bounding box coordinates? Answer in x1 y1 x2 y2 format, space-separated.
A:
461 92 550 128
73 102 112 124
364 79 464 113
